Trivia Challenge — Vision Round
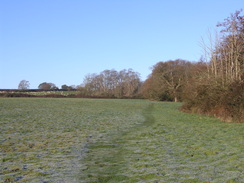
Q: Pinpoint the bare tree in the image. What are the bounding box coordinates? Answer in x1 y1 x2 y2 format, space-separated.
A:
18 80 30 90
83 69 141 98
182 10 244 122
156 60 191 102
217 10 244 82
201 10 244 85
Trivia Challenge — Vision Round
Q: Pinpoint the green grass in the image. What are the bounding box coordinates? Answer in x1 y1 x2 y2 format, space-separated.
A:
0 98 243 182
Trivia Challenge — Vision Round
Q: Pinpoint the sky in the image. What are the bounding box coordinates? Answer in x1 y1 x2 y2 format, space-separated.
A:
0 0 243 89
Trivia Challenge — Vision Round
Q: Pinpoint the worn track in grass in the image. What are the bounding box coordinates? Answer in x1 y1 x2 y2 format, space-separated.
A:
141 103 244 183
1 99 243 182
78 102 244 183
79 104 156 182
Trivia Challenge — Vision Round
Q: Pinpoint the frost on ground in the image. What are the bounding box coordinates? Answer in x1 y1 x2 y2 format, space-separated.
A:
78 102 244 183
0 98 244 182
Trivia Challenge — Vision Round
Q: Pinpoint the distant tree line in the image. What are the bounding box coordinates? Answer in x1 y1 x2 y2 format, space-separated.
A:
78 69 141 98
11 10 243 122
17 81 77 91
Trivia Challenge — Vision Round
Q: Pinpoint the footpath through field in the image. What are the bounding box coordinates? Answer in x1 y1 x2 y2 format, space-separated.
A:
1 98 243 182
79 102 244 183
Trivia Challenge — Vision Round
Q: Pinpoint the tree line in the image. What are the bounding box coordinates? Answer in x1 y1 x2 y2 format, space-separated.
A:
14 10 243 122
182 10 244 123
79 69 141 98
141 10 243 122
18 80 77 91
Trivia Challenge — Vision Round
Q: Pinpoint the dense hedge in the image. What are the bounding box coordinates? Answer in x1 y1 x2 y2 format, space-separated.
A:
182 79 244 123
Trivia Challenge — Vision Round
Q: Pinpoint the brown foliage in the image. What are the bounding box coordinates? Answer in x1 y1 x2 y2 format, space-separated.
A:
182 10 244 123
182 78 244 123
141 59 193 102
83 69 141 98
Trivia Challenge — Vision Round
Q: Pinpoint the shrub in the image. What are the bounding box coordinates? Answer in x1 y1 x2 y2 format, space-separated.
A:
182 78 244 123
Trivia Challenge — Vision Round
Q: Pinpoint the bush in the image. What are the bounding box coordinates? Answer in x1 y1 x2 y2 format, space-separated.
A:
221 80 244 122
0 93 34 97
182 79 244 123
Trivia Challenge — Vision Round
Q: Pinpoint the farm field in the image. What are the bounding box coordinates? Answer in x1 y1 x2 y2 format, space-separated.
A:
21 90 80 96
0 98 244 182
0 90 80 97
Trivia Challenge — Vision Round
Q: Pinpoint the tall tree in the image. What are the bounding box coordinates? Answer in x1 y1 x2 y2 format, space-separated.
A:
208 9 244 84
142 59 192 102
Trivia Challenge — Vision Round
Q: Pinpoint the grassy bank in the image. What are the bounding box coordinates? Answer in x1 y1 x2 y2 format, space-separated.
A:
0 98 243 182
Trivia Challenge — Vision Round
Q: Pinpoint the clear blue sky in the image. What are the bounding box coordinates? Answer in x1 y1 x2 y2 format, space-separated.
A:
0 0 243 89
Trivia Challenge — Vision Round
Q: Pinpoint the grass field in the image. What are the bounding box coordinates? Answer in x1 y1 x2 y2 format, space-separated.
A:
0 98 244 182
0 90 80 97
